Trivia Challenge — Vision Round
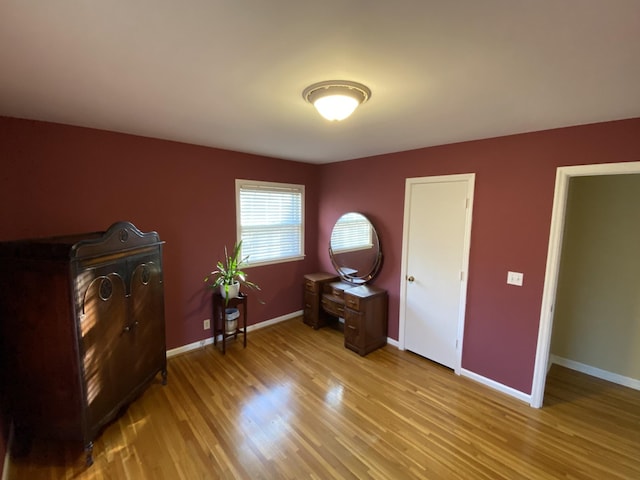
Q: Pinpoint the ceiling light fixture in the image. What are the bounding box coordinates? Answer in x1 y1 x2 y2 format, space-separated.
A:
303 80 371 121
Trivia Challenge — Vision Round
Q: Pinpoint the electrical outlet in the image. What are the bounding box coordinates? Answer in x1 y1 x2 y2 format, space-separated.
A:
507 271 524 286
203 319 210 330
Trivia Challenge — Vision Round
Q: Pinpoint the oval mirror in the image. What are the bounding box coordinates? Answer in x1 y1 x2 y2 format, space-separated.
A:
329 212 382 284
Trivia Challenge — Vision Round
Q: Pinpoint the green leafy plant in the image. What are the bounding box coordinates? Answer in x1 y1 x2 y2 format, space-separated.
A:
204 241 260 303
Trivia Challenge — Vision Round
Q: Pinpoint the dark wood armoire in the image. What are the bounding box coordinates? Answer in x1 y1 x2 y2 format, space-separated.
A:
0 221 167 465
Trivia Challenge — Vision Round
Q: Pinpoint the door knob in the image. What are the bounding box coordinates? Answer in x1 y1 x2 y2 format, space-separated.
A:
407 276 415 282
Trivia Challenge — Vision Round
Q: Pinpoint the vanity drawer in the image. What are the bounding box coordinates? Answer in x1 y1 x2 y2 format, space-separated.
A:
303 290 322 328
321 295 345 318
304 273 338 294
304 290 316 306
344 294 360 311
305 278 320 294
303 303 317 325
324 281 352 299
343 285 388 356
344 310 363 349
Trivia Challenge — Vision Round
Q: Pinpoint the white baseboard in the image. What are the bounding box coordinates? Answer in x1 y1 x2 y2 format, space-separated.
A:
369 340 532 405
167 337 215 358
550 355 640 391
167 310 302 358
461 368 532 405
247 310 303 333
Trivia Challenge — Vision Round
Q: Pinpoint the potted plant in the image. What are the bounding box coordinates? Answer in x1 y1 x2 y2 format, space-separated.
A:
204 240 260 304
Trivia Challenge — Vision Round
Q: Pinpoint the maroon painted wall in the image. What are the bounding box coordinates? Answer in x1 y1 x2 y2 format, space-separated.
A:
317 117 640 394
0 116 320 351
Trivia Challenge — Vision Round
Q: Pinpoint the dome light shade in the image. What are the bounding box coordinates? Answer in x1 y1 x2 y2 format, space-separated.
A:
313 94 359 121
303 81 371 121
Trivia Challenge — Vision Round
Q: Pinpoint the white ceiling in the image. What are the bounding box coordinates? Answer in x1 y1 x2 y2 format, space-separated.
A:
1 1 639 164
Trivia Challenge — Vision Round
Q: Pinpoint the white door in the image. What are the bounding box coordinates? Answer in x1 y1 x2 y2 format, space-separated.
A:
402 174 474 371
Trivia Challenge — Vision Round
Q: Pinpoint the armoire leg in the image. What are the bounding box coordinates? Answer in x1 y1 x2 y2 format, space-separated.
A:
85 441 94 466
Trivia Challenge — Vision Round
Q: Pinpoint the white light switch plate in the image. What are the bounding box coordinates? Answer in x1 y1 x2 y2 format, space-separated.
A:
507 271 524 286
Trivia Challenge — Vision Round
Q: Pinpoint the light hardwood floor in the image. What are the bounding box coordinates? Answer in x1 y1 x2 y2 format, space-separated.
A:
6 318 640 479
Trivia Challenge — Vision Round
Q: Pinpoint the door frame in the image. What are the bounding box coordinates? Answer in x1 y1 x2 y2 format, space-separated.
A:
530 161 640 408
398 173 475 374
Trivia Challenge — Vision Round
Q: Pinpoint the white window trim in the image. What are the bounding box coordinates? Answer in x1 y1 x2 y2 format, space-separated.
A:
235 179 305 268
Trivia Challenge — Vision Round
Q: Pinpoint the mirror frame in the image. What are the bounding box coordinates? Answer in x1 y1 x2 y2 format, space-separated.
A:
328 212 382 285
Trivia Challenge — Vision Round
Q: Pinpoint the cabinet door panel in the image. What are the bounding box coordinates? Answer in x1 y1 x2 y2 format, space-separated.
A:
81 273 129 429
130 261 166 383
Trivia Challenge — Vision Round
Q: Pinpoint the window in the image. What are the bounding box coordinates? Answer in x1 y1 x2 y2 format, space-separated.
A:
236 179 304 266
330 212 373 253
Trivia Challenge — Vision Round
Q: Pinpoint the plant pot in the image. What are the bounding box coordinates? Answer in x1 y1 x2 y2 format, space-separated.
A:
225 307 239 334
219 282 240 300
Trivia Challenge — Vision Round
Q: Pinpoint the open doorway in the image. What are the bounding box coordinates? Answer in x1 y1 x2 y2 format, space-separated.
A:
530 161 640 408
549 173 640 389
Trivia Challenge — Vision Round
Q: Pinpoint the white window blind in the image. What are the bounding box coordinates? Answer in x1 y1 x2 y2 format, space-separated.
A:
330 212 373 253
237 180 304 265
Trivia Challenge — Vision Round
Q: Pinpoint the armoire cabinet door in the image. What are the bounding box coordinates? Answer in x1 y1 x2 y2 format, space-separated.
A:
80 272 131 430
130 260 166 384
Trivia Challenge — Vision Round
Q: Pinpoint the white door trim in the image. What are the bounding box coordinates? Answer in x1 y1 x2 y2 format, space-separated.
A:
399 173 475 375
530 161 640 408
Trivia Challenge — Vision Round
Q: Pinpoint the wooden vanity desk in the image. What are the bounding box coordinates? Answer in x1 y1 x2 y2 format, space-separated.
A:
304 273 388 356
308 212 387 355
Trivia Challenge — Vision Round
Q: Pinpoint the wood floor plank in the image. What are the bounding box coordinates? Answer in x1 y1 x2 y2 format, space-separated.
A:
6 317 640 479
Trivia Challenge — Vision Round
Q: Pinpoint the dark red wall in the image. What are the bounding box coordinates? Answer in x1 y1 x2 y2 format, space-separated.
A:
317 117 640 394
0 117 320 351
